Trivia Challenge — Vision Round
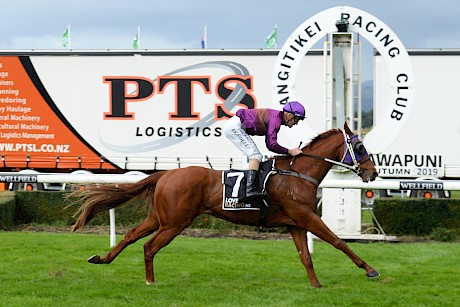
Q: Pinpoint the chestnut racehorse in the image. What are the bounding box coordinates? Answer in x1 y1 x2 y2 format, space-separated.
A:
71 123 379 288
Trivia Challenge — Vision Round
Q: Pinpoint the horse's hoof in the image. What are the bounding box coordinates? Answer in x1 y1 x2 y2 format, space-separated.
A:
146 281 154 285
87 255 100 264
366 270 380 279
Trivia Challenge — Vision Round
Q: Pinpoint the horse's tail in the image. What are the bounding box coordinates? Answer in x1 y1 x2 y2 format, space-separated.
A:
70 171 166 232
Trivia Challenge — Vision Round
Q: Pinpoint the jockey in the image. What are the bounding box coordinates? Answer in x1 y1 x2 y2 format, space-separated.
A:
223 101 306 201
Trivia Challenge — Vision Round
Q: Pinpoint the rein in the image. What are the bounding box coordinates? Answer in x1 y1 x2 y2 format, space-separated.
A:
275 132 369 186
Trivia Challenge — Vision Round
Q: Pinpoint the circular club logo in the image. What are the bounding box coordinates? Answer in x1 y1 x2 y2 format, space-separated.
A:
272 6 414 153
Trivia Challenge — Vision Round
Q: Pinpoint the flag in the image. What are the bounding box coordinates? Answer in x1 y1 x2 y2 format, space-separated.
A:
62 24 70 48
133 25 140 49
264 25 277 48
201 25 207 49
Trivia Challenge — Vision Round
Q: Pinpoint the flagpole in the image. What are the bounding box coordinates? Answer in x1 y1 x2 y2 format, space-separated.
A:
274 24 277 48
137 25 140 49
67 24 71 49
203 25 207 49
69 24 71 49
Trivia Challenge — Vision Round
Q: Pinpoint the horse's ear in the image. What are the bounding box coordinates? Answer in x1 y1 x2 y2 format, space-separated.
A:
344 122 353 135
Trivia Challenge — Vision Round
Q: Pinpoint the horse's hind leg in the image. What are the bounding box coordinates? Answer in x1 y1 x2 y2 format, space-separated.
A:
288 227 322 288
143 225 187 285
306 213 380 279
88 214 159 264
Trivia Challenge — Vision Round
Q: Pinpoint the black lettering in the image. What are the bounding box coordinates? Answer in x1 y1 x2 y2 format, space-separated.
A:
379 34 393 47
414 155 424 167
158 76 210 119
315 21 321 32
304 25 317 38
352 16 363 27
391 110 403 120
290 45 299 52
397 86 409 95
404 155 413 166
279 97 289 104
366 21 376 33
395 97 407 108
426 155 438 168
397 73 408 83
278 71 289 81
277 84 289 94
104 77 154 119
145 127 154 136
375 28 383 38
185 127 193 136
294 35 309 47
282 52 295 61
389 47 400 58
340 13 350 21
372 154 391 166
216 76 255 118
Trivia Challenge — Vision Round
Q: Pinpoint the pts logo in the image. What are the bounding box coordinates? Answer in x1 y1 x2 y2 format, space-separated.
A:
99 61 255 153
103 75 255 120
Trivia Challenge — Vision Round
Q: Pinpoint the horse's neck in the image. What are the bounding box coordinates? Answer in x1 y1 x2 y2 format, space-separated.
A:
297 134 343 179
273 133 343 180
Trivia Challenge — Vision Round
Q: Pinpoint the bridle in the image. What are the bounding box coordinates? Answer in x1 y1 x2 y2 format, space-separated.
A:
278 131 371 186
340 131 371 175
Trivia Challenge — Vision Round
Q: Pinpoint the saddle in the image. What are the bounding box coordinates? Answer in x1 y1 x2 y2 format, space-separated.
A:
222 160 274 227
222 160 273 208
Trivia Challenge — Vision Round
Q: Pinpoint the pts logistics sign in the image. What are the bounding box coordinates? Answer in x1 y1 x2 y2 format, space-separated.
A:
99 61 256 155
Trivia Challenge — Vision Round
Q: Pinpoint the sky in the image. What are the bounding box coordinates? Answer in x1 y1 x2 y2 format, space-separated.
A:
2 0 459 81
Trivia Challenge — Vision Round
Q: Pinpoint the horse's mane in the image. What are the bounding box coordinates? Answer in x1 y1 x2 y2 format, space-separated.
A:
272 128 342 161
304 128 342 150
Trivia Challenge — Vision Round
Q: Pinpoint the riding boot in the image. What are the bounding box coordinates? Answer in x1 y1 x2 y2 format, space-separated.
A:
241 170 265 202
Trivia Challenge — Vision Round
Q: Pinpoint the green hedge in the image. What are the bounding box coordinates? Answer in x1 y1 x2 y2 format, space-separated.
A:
1 191 149 229
4 191 459 236
0 192 16 230
0 191 269 233
373 198 460 235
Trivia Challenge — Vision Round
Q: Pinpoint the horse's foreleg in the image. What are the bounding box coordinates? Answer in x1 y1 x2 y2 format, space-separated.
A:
306 213 380 279
143 226 184 285
88 215 159 265
288 227 321 288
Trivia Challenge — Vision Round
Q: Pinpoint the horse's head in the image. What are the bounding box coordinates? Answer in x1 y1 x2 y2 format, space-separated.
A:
342 122 378 182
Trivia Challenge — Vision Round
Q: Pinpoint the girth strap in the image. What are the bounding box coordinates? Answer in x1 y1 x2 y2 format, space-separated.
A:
276 169 320 186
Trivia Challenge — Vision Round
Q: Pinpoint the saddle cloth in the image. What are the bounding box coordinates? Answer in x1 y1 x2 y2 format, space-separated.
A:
221 160 274 210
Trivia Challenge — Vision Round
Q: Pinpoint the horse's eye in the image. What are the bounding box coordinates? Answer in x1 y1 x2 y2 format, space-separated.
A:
354 142 365 155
